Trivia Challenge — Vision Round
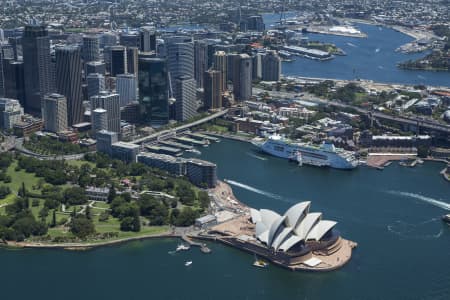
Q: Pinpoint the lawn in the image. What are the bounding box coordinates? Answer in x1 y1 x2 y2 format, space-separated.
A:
67 160 96 168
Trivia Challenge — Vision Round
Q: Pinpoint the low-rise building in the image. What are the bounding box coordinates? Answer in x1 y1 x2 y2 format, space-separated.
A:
85 186 110 201
186 158 217 188
137 152 186 176
111 142 140 163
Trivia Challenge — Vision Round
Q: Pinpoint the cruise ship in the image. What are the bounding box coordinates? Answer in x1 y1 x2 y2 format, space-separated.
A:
252 134 358 169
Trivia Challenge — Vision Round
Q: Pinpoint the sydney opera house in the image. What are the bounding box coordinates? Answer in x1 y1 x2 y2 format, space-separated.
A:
210 201 356 271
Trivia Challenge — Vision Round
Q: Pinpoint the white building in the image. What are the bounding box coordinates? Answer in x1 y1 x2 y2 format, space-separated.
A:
116 73 137 107
42 93 68 133
0 97 23 129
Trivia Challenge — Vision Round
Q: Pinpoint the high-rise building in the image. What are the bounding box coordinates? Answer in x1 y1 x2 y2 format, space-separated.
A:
86 61 106 75
226 53 238 82
140 27 156 52
194 40 208 88
90 91 120 133
166 37 194 87
174 75 197 121
262 50 281 81
247 15 265 32
92 108 108 135
42 93 68 133
252 53 263 80
0 97 23 129
138 57 169 125
126 47 138 76
119 33 140 48
55 45 83 126
116 73 137 107
4 61 25 105
233 54 252 101
213 51 227 92
204 70 222 110
96 130 118 156
86 73 105 100
110 46 127 76
100 32 117 49
82 35 100 62
22 25 52 114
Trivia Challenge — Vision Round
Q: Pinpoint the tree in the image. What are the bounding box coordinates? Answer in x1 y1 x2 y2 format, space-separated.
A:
51 210 57 228
120 216 140 232
172 207 198 227
64 187 87 205
38 207 49 222
107 185 116 203
198 191 210 209
176 182 196 205
0 185 11 199
85 205 92 220
69 215 95 239
18 182 27 197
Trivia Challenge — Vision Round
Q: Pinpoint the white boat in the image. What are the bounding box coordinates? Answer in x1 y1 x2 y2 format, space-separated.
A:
253 134 358 170
176 244 190 251
253 255 269 268
185 261 193 266
185 149 201 155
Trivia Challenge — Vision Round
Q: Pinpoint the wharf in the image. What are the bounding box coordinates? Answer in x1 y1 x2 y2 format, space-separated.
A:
159 140 193 150
144 145 183 156
173 136 207 146
182 235 212 254
366 153 417 169
186 132 220 143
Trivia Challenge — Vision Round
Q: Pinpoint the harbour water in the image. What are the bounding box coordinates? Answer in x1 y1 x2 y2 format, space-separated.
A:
263 13 450 87
1 139 449 299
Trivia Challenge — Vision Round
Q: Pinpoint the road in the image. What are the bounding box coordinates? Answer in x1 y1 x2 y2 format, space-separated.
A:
131 109 230 144
14 138 90 160
254 88 450 135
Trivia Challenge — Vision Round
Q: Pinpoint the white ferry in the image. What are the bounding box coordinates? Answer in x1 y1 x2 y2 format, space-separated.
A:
252 134 358 170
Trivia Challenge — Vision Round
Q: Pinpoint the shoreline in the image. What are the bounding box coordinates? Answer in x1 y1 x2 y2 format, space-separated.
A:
2 230 179 250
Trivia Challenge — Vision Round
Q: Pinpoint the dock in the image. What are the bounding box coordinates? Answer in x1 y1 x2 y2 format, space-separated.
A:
144 145 183 156
186 133 220 143
159 140 194 150
174 136 207 146
182 235 212 254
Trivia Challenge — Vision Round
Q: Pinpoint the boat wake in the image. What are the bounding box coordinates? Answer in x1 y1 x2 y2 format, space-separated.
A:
346 42 357 48
417 74 426 79
375 48 380 53
387 218 443 240
377 65 384 69
388 191 450 211
224 179 291 203
246 152 268 161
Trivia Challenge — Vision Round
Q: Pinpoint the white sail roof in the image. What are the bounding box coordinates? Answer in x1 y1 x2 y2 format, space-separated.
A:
271 227 293 250
250 208 261 224
258 230 269 244
306 220 337 241
284 201 310 228
260 209 281 227
278 235 303 252
294 212 322 240
268 215 286 246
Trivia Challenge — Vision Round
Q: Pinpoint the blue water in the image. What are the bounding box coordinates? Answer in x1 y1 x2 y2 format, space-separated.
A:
1 139 449 299
263 13 450 87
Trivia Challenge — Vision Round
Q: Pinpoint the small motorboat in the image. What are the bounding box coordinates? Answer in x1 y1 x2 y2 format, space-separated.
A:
253 255 268 268
185 261 193 267
442 214 450 224
176 244 190 252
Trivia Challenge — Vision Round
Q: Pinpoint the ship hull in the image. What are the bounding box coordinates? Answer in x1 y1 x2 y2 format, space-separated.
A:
255 138 358 170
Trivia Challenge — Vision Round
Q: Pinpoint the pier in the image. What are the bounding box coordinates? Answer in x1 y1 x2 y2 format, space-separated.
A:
186 133 220 143
173 136 207 146
159 140 194 150
182 235 212 254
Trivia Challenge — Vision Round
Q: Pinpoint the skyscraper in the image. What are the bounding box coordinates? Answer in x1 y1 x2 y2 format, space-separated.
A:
4 61 25 105
110 45 127 76
120 33 140 48
140 27 156 52
82 35 100 62
86 73 105 100
174 75 197 121
262 50 281 81
204 69 222 110
116 73 137 107
233 54 252 101
126 47 139 76
138 57 169 125
92 108 108 136
42 93 68 133
86 61 106 76
55 45 83 126
194 40 208 88
213 51 227 92
166 37 194 87
252 53 263 80
90 91 120 133
22 25 52 114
